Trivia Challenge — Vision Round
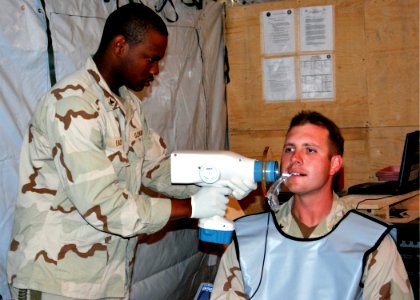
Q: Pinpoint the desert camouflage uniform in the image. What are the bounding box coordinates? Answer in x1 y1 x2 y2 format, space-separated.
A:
211 194 414 300
8 57 197 299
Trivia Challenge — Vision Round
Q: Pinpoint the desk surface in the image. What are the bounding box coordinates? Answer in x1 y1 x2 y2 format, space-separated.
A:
342 190 419 209
342 190 420 223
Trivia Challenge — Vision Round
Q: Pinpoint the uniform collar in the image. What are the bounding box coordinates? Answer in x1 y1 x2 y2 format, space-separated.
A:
85 57 136 117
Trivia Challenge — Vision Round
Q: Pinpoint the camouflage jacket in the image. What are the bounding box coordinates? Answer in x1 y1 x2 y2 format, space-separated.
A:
8 57 197 299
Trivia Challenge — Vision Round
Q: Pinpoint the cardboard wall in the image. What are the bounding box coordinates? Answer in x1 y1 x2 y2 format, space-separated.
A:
225 0 419 203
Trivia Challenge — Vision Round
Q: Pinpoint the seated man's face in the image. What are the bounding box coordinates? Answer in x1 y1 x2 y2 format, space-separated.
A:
281 123 341 196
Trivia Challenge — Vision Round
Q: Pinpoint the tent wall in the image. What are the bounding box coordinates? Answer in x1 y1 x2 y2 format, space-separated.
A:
0 0 226 299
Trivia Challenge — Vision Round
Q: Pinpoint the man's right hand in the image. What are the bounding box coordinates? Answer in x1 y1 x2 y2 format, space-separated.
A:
190 186 231 219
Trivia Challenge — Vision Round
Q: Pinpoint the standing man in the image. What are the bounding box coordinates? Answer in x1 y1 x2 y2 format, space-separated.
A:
8 3 255 299
211 111 413 300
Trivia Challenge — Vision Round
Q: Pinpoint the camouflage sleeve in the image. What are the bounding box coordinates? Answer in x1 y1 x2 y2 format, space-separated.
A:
141 156 200 198
49 95 171 236
362 235 414 299
127 91 199 199
210 244 248 300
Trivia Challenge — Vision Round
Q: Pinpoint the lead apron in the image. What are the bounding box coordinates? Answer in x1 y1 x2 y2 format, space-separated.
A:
234 210 396 300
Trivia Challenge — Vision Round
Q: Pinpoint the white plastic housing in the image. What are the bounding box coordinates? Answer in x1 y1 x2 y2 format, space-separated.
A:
170 150 256 185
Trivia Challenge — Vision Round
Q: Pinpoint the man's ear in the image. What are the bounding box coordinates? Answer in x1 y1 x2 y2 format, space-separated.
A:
330 155 343 175
112 35 127 57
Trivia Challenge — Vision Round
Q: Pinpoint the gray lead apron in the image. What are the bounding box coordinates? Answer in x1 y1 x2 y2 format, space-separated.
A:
234 210 396 300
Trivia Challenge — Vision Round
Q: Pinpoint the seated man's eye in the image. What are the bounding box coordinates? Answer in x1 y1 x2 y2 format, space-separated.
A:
284 147 294 153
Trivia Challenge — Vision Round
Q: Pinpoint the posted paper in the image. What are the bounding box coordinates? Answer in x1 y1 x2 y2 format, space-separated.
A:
262 9 295 54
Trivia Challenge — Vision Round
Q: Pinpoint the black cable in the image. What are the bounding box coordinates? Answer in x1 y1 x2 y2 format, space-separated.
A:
40 0 57 87
355 192 420 210
18 289 27 300
355 195 393 210
155 0 179 23
248 213 270 300
181 0 202 10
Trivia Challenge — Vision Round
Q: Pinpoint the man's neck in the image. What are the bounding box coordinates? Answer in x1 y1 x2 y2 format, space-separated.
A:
292 210 318 238
292 191 334 227
93 54 120 95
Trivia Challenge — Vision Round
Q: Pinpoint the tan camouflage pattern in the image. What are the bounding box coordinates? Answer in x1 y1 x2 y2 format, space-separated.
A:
210 195 414 300
8 57 197 299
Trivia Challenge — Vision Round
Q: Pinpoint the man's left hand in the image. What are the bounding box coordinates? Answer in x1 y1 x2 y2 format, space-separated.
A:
226 178 257 200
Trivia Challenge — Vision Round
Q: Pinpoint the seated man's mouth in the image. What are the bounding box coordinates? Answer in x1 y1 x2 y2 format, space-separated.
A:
289 172 305 176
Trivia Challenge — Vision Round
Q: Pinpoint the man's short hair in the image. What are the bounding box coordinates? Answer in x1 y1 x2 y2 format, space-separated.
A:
287 110 344 157
96 3 168 55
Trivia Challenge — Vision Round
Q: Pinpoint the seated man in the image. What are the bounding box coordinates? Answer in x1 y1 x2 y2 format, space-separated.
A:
210 110 414 300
